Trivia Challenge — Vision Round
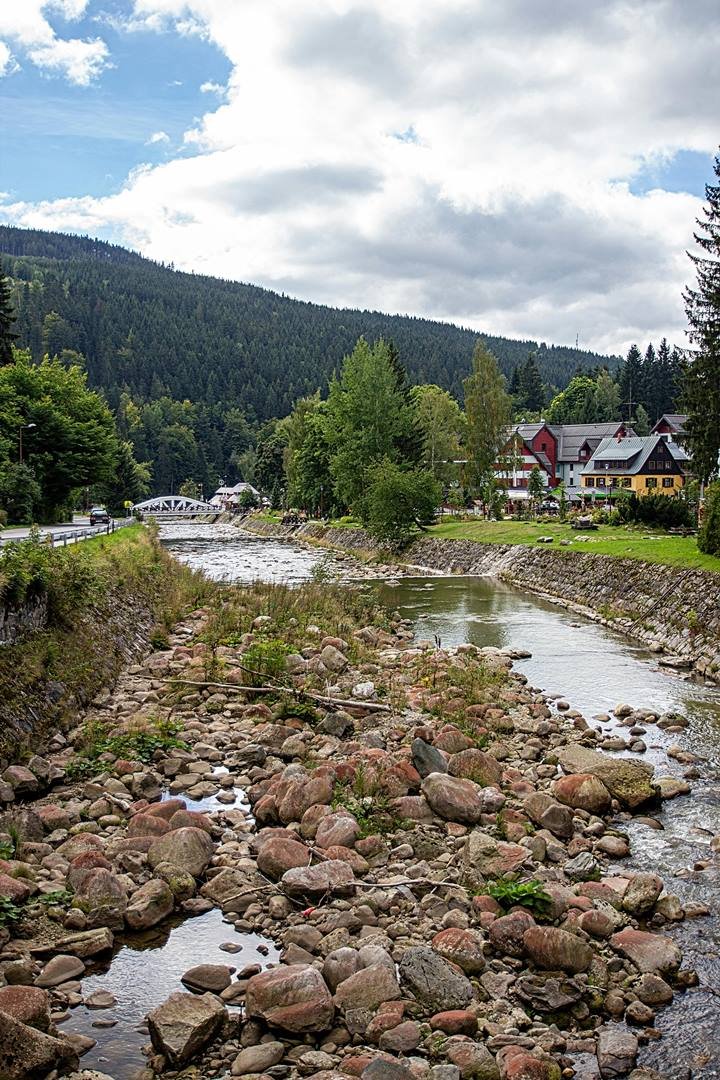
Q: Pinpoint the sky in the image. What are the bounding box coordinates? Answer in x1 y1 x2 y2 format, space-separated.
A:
0 1 717 357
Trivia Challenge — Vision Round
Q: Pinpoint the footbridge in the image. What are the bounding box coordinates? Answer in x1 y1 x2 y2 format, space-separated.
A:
132 495 220 520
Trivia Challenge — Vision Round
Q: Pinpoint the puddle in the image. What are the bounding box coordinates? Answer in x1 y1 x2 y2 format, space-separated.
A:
60 908 280 1079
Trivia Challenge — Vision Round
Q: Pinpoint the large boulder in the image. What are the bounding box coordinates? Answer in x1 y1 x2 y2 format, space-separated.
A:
72 868 127 929
245 964 334 1033
621 874 663 916
126 879 175 930
464 830 530 882
334 963 402 1012
256 836 310 880
555 746 658 808
315 812 360 849
448 748 503 787
398 946 473 1013
421 773 485 824
281 861 355 900
148 827 214 877
0 985 51 1031
0 1011 78 1079
522 927 593 974
522 793 574 840
597 1026 639 1078
431 928 486 974
34 954 85 988
553 773 611 814
30 927 113 959
276 773 334 824
609 929 681 975
147 991 226 1065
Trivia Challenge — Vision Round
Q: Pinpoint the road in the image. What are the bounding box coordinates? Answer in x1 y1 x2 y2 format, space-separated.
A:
0 516 132 546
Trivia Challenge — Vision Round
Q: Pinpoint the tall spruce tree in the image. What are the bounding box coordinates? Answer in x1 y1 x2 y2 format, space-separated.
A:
0 266 17 365
618 345 643 421
519 353 545 411
683 152 720 482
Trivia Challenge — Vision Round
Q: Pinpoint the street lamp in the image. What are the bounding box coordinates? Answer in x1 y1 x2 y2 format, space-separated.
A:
19 423 37 465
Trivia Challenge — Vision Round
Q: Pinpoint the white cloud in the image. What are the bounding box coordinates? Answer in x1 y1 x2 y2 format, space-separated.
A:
0 40 17 76
146 130 170 144
200 79 225 94
0 0 109 85
3 0 718 353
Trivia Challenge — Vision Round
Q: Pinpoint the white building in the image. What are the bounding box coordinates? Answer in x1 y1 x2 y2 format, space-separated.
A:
209 482 262 508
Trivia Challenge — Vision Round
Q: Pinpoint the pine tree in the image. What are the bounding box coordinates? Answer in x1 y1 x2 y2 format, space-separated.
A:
618 345 643 421
640 343 657 421
683 152 720 482
0 266 18 365
519 353 545 411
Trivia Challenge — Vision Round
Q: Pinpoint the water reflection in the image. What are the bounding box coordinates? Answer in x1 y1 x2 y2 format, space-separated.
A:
61 909 279 1079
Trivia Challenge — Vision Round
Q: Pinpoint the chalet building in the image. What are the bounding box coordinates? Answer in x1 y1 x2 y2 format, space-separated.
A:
651 414 687 443
580 434 689 496
210 481 262 508
496 421 635 498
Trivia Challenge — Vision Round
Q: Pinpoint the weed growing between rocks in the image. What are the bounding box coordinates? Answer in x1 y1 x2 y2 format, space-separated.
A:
486 877 553 917
64 716 188 780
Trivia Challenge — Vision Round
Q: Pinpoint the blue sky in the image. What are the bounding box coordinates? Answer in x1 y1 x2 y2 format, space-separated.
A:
0 5 230 202
0 2 717 355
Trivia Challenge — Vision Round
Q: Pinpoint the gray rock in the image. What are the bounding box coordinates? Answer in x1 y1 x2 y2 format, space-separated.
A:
125 878 175 930
597 1025 639 1078
34 955 85 988
147 991 226 1065
411 738 448 778
181 964 233 993
231 1041 285 1074
334 963 402 1011
281 860 355 899
398 946 473 1012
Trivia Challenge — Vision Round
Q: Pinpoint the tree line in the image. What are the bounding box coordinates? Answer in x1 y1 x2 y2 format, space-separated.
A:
507 340 684 430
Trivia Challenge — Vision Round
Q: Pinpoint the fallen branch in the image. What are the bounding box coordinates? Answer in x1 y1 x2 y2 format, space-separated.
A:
161 677 392 713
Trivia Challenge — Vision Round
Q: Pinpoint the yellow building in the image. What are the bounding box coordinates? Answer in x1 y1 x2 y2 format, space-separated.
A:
581 434 688 496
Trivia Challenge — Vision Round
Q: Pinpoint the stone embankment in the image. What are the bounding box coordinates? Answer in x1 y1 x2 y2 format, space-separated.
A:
0 580 709 1080
242 520 720 682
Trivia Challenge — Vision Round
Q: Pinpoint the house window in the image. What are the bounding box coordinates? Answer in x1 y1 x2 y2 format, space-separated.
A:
648 460 656 470
645 477 657 488
597 477 606 487
662 477 674 488
585 478 595 487
620 478 631 488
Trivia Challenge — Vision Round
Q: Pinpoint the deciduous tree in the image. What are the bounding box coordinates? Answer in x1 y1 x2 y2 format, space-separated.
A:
463 341 512 506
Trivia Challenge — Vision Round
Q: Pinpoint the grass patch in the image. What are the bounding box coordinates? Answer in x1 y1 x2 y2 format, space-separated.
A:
426 518 720 572
65 716 188 779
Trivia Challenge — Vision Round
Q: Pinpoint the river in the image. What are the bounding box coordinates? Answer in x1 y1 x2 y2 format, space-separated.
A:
158 524 720 1078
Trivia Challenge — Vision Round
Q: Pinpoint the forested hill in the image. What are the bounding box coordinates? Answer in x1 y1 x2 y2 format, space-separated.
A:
0 226 617 421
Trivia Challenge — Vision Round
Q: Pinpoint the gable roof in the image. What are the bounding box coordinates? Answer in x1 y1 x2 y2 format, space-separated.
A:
549 422 634 461
652 413 687 433
581 434 688 476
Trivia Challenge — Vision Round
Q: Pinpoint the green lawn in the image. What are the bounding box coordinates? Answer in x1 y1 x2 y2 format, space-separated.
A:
427 517 720 573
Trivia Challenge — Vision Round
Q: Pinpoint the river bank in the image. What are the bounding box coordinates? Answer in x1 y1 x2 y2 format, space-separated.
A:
0 555 714 1080
240 519 720 683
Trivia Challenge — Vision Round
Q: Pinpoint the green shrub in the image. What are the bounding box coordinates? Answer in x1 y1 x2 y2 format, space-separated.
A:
487 877 552 916
242 638 291 685
699 482 720 555
617 492 694 529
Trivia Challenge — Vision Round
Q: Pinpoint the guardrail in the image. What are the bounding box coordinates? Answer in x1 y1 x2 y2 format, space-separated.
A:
0 517 136 549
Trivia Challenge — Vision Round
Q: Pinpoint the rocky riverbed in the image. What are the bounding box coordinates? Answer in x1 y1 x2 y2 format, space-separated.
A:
0 580 714 1080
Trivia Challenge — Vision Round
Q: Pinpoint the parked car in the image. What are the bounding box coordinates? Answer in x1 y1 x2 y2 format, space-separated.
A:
89 506 110 525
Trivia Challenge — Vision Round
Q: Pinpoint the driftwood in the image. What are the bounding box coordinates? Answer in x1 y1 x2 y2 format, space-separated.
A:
162 677 392 713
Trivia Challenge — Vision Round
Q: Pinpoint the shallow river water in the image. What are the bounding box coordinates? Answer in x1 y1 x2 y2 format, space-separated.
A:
89 523 718 1079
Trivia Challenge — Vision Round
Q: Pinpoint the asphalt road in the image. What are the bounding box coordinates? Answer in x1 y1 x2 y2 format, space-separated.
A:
1 516 128 544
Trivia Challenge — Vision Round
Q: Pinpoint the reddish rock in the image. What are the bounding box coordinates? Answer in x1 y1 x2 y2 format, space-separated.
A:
322 845 370 874
553 774 611 814
276 773 334 824
522 926 593 974
299 803 332 839
256 837 310 881
421 773 485 824
434 728 475 754
430 1009 478 1035
126 878 175 930
144 799 187 820
36 804 73 832
366 1001 405 1041
245 964 335 1033
577 909 616 939
315 812 360 849
168 809 214 834
431 928 486 974
488 910 536 957
609 929 681 974
498 1046 559 1079
0 873 33 903
334 964 402 1012
448 748 502 787
127 813 172 838
0 985 51 1031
